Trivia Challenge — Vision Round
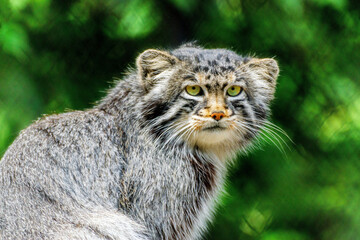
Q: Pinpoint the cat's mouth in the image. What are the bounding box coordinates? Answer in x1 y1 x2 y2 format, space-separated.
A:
202 125 227 132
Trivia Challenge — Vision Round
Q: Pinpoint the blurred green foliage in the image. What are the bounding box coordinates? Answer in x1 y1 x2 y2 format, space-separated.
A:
1 0 360 239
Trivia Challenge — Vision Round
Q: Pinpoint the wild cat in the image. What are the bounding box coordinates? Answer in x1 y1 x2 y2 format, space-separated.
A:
0 44 279 239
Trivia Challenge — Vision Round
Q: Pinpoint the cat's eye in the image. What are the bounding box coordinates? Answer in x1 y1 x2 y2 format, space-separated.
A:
227 86 242 97
186 85 202 96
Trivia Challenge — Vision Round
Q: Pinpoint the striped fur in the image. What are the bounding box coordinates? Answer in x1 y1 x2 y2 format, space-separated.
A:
0 44 279 240
139 44 279 160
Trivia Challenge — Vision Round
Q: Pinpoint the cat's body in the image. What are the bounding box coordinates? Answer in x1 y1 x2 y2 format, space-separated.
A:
0 44 279 239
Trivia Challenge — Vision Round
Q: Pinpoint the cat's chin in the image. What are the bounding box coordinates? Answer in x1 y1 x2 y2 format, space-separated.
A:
191 128 237 148
189 129 240 162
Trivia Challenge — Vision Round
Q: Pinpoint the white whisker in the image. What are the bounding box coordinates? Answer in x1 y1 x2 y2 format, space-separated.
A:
235 120 287 155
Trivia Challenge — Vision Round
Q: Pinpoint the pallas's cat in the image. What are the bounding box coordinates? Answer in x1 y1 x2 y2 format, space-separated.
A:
0 44 279 239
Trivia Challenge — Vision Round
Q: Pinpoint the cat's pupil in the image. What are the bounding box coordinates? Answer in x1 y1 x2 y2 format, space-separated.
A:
192 87 196 90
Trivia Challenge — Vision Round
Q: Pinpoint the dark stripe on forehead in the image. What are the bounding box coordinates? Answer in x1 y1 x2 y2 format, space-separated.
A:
227 66 235 71
205 84 214 92
202 66 209 72
193 65 215 73
217 66 235 72
207 60 218 67
195 56 200 63
204 83 216 90
210 69 219 75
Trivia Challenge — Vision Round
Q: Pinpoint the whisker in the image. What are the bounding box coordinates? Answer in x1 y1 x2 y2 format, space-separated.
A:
244 122 287 153
242 117 293 144
262 122 293 144
235 120 287 155
259 127 287 156
260 125 291 151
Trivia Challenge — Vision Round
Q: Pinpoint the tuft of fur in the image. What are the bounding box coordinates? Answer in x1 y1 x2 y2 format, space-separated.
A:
0 44 279 239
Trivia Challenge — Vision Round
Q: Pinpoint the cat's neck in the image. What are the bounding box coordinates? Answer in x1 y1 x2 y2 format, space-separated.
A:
145 143 227 239
96 74 140 116
191 140 239 166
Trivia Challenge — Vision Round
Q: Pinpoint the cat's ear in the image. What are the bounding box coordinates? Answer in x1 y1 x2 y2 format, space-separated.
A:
240 58 279 102
136 49 179 92
245 58 279 85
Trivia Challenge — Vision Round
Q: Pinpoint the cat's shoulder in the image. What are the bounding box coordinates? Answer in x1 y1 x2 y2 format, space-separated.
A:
4 109 119 157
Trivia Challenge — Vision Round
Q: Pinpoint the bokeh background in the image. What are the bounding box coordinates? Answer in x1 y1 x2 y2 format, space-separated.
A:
1 0 360 239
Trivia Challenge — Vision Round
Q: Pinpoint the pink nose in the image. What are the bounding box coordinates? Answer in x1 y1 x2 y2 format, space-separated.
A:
210 112 225 121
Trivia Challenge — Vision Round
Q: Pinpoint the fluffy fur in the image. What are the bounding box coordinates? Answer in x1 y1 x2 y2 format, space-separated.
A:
0 44 279 239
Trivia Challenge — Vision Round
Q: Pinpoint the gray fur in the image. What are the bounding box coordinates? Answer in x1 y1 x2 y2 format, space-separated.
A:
0 44 279 239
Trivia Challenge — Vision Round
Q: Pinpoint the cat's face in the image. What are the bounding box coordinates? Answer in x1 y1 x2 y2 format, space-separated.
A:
179 70 253 148
137 46 279 154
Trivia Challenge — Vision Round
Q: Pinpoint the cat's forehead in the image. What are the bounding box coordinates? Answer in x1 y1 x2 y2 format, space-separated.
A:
171 47 248 88
194 72 236 88
171 47 250 71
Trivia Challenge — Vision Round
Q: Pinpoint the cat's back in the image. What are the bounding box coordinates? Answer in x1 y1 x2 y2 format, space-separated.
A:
0 109 130 238
1 109 124 175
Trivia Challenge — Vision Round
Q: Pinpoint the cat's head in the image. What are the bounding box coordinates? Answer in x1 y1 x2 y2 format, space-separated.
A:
137 45 279 156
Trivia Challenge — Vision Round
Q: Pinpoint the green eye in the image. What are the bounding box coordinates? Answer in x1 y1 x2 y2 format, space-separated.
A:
227 86 242 96
186 85 201 96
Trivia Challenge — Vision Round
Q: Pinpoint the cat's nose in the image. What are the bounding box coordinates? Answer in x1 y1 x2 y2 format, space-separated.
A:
210 111 225 121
